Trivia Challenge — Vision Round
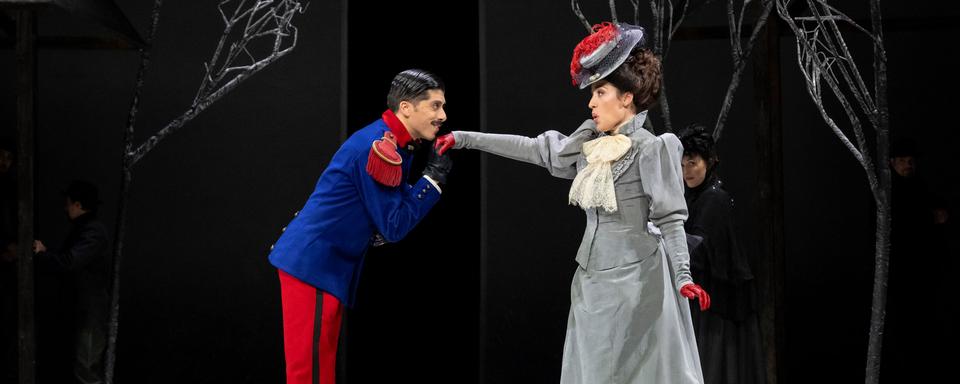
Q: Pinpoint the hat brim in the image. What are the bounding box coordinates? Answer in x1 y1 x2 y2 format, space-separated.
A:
574 25 646 89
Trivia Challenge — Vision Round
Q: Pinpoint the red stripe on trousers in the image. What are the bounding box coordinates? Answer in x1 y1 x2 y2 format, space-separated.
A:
279 269 343 384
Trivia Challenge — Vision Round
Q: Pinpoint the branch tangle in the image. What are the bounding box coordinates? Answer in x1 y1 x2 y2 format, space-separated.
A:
128 0 306 166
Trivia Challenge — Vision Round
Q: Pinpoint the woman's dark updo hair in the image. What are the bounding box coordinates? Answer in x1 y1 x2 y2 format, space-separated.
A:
601 48 662 111
677 123 718 169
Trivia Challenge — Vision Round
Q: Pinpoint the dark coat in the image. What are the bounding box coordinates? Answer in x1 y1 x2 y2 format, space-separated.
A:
684 177 766 384
37 212 111 325
685 177 755 319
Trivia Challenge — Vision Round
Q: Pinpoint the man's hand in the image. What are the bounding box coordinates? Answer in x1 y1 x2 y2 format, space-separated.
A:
680 283 711 311
435 133 455 156
423 145 453 184
33 240 46 254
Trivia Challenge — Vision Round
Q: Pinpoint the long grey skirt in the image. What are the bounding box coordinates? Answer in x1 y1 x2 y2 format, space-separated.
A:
561 244 704 384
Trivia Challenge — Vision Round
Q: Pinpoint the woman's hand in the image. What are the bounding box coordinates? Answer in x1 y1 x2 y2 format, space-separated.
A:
680 283 711 311
435 133 456 155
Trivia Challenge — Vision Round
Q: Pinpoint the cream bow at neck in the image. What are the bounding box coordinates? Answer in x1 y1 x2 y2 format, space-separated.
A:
568 132 633 213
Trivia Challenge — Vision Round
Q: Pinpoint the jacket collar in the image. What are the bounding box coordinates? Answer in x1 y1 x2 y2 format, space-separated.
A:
617 110 647 137
381 109 416 150
598 110 648 138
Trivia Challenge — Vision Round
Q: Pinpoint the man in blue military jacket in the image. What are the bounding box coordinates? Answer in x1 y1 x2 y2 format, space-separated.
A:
269 69 452 384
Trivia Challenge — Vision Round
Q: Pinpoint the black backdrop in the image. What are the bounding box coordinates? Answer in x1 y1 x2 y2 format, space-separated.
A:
1 1 958 383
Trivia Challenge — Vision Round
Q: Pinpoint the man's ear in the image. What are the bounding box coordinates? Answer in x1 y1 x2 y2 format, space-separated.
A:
398 100 413 118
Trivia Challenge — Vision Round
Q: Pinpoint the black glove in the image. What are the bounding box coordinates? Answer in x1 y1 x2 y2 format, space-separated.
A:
423 145 453 184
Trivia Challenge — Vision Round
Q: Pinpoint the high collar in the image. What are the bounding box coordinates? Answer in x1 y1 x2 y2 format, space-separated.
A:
685 173 722 202
381 109 416 150
602 110 647 137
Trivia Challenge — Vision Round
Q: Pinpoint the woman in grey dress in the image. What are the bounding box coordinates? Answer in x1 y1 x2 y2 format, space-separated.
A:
436 22 711 383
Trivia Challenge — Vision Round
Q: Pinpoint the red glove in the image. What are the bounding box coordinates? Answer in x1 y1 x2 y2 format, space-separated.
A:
680 283 711 311
435 133 456 156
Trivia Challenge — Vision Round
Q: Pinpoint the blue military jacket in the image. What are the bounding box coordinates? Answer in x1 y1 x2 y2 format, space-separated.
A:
269 110 441 306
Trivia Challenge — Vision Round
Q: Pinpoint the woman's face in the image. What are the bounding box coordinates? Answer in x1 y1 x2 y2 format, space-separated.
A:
682 154 708 188
589 82 634 133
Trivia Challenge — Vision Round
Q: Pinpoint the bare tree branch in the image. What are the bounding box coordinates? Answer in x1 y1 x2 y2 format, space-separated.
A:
727 0 739 64
807 4 878 118
105 4 164 383
866 0 891 380
714 0 774 141
128 0 306 166
643 0 712 132
669 0 691 38
572 0 594 32
107 3 306 383
666 0 674 45
649 1 665 55
777 2 891 383
649 0 673 130
630 0 641 24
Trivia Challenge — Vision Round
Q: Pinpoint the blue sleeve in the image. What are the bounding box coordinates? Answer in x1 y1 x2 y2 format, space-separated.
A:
352 152 441 242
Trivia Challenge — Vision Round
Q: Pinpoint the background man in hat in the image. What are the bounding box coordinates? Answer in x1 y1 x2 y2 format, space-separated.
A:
33 179 111 384
883 138 952 381
268 68 453 384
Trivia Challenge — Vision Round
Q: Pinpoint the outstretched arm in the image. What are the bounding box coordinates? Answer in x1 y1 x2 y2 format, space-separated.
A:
437 120 598 180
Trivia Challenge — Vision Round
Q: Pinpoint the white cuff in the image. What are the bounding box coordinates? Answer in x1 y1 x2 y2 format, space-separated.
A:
423 175 442 194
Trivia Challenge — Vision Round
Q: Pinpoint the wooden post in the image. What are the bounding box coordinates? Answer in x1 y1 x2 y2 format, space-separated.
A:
752 13 785 384
15 9 37 384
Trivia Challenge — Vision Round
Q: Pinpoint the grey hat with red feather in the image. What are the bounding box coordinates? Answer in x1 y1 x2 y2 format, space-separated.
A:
570 22 648 89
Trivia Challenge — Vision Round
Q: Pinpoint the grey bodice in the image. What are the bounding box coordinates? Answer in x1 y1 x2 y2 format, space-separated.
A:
453 112 694 288
577 156 660 270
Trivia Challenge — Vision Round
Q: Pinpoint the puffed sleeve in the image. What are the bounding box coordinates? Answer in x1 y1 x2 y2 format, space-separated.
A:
451 120 598 179
640 133 693 289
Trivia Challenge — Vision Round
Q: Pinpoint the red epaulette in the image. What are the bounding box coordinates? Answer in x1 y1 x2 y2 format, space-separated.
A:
366 131 403 187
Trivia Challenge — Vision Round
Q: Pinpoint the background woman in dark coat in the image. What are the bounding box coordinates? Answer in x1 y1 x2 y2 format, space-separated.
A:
678 124 765 384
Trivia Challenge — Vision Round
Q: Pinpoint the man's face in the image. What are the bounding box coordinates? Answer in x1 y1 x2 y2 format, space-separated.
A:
890 156 915 177
400 89 446 141
64 197 85 220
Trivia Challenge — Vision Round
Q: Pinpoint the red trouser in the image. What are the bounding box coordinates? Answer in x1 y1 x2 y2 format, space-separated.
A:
278 269 344 384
